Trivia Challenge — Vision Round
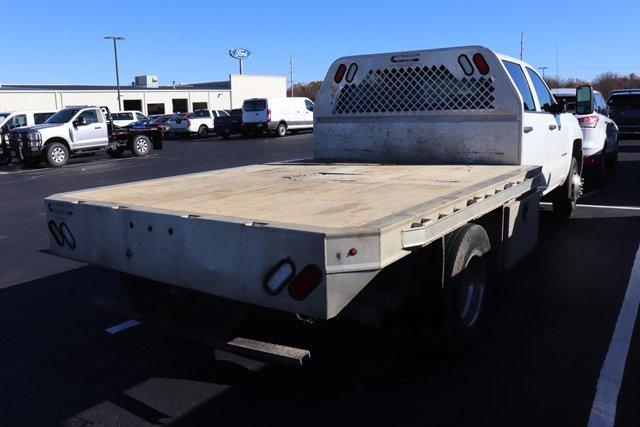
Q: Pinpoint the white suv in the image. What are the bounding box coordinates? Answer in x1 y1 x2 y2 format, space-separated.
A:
552 88 619 183
111 110 146 127
170 109 229 137
0 110 56 130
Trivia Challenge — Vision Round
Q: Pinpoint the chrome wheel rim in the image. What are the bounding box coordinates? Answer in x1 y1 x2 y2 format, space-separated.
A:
136 139 149 153
459 257 484 328
51 147 66 164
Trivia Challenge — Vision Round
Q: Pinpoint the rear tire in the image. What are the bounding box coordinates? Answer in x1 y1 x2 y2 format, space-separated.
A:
46 142 69 168
131 135 151 157
606 143 619 169
552 157 581 218
276 122 287 137
198 125 208 138
437 223 491 354
593 149 606 185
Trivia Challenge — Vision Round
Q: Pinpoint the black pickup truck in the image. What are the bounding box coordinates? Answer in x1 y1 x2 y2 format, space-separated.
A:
608 89 640 137
214 108 243 139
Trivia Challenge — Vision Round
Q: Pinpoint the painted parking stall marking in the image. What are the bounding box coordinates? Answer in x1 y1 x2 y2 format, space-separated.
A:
105 319 140 335
588 244 640 427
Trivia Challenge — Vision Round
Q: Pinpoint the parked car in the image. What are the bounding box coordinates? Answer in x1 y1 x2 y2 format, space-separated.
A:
10 106 162 167
167 113 192 138
170 109 229 137
111 110 147 127
552 88 619 183
214 108 243 139
140 114 174 132
242 97 314 137
0 110 56 130
607 89 640 138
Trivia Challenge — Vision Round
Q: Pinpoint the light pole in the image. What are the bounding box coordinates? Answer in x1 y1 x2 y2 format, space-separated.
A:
539 66 549 79
104 36 125 110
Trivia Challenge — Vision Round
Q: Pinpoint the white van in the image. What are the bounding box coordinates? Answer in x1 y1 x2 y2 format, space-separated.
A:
0 110 57 131
242 97 314 137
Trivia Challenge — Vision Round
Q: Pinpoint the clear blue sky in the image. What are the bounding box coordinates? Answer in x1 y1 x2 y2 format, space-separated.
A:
2 0 639 86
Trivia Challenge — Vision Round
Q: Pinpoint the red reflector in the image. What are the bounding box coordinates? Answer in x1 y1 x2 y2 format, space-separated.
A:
334 64 347 83
578 115 599 128
289 264 323 300
472 53 490 75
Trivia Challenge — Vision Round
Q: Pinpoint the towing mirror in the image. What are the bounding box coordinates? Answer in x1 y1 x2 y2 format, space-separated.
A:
543 100 566 115
576 86 594 115
73 116 87 127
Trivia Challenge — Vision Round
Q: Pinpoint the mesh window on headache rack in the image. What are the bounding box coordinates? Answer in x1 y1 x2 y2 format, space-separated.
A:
333 65 495 114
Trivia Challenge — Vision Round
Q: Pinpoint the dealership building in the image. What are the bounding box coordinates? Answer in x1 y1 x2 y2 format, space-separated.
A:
0 74 286 115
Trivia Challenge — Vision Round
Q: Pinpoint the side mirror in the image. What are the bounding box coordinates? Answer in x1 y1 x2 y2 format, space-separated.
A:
576 86 594 115
74 116 87 127
542 100 566 115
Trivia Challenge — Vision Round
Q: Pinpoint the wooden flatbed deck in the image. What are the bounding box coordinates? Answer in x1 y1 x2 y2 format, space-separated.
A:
56 162 538 231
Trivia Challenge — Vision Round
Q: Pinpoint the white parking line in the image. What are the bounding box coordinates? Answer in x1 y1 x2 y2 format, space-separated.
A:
588 245 640 427
105 319 140 335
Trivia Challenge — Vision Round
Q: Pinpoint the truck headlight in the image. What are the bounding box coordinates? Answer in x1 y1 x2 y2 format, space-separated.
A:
28 132 42 147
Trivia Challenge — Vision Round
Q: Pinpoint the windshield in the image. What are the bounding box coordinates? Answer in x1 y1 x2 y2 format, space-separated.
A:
555 95 577 113
608 94 640 109
0 113 10 123
45 108 81 124
243 99 267 112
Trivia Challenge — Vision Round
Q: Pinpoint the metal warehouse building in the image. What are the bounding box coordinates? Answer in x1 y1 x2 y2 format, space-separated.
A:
0 74 286 115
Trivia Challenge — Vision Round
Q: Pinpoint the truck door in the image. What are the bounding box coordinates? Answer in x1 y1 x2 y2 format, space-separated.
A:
503 61 551 186
73 109 108 148
525 68 568 189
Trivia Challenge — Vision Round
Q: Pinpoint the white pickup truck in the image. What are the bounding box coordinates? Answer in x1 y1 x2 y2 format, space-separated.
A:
44 46 585 361
170 109 229 137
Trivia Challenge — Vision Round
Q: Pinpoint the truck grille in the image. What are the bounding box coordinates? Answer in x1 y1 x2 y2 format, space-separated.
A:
9 133 27 150
333 65 495 114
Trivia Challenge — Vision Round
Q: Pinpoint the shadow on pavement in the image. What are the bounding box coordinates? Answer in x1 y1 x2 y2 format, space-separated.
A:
2 210 638 426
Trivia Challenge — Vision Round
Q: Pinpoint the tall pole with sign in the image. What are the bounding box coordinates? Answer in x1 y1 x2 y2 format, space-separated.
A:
229 48 251 75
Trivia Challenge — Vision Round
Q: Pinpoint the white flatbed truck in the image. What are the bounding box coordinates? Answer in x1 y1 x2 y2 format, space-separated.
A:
45 46 587 362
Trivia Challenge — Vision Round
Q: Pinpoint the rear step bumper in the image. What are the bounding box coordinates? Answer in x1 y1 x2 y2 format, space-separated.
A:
94 297 311 366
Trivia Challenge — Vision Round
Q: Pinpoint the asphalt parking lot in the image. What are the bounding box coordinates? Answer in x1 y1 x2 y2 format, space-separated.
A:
1 134 639 426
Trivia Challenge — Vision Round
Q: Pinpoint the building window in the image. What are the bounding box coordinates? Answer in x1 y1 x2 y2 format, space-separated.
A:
147 103 165 115
123 99 142 112
192 102 208 111
172 98 189 113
